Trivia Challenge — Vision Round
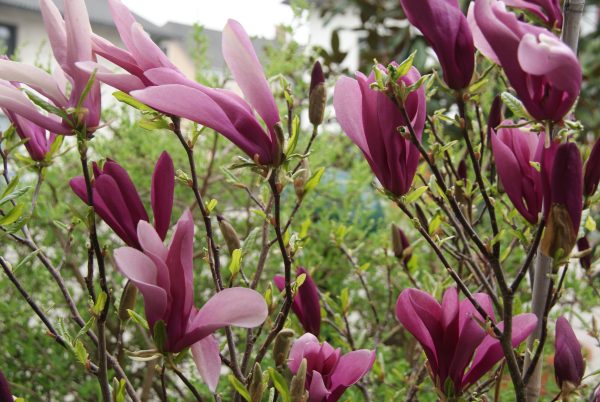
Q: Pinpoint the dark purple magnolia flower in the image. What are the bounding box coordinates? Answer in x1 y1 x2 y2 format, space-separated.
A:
0 369 12 402
503 0 563 28
0 0 101 135
129 20 282 166
487 95 503 142
491 122 554 224
554 317 585 391
468 0 581 122
399 0 474 90
391 224 412 264
577 237 592 270
547 143 583 233
288 333 375 402
584 137 600 197
334 65 426 196
70 151 174 249
396 287 537 397
274 267 321 337
0 79 56 162
114 210 268 391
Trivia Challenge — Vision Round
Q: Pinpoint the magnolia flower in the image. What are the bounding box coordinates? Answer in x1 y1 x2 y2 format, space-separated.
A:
0 78 56 162
274 267 321 337
288 333 375 402
77 0 183 93
541 142 583 257
396 287 537 397
0 369 12 402
503 0 563 28
130 20 282 165
468 0 581 122
114 210 268 391
554 317 585 392
391 224 412 264
490 122 555 224
584 137 600 197
70 152 174 249
0 0 100 135
399 0 474 90
577 236 592 270
333 65 426 196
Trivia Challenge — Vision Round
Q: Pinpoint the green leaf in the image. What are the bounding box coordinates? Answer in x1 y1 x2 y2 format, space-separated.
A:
127 309 149 330
340 287 350 313
501 92 530 120
394 51 416 78
14 250 41 271
229 249 243 277
268 368 290 402
113 91 157 113
75 316 95 341
76 68 97 110
73 339 89 365
404 186 428 204
228 374 251 402
286 115 300 157
0 203 25 226
153 320 167 353
25 90 70 121
92 291 108 316
304 167 325 193
206 198 218 213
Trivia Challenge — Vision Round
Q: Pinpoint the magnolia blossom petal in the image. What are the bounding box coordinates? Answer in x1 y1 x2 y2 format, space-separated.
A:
191 335 222 393
463 313 537 386
151 151 175 240
554 316 585 387
0 59 67 107
113 247 168 326
333 76 369 157
76 61 145 93
222 19 279 130
39 0 68 71
330 349 376 389
288 333 320 374
0 369 12 401
308 370 330 402
137 220 168 261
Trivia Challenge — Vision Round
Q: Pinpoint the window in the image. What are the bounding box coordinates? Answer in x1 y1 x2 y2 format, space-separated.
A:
0 23 16 56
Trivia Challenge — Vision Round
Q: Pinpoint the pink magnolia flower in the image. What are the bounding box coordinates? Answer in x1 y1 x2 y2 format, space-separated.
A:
274 267 321 337
70 152 174 249
503 0 563 28
490 121 555 224
0 79 56 162
333 65 426 196
77 0 182 93
129 20 282 165
396 287 537 397
288 333 375 402
114 210 268 391
554 316 585 391
468 0 581 122
399 0 474 90
0 0 100 135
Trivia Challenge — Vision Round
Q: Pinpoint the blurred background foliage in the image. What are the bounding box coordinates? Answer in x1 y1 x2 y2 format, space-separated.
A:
1 0 599 400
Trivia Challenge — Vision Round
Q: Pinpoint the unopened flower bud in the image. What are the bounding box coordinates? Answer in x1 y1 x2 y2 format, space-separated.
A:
290 359 308 402
273 122 285 166
118 281 138 321
218 215 241 255
249 363 264 402
554 317 585 394
0 369 12 402
309 61 326 126
457 160 468 181
577 237 592 270
294 159 310 200
487 95 503 142
273 328 295 367
391 224 412 265
584 137 600 197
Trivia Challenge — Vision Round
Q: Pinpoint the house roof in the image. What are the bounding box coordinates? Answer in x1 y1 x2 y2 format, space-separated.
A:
162 21 273 71
0 0 167 37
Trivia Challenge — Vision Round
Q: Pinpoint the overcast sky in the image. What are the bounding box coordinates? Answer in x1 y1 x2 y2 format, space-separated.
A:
122 0 298 39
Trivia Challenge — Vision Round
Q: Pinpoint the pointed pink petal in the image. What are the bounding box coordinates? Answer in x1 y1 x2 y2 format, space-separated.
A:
103 160 149 225
330 349 375 388
222 19 279 130
334 76 369 158
191 335 221 393
107 0 138 52
151 151 175 240
39 0 68 71
288 333 320 374
113 247 168 327
137 220 168 261
308 370 330 402
76 61 146 93
0 59 67 107
129 23 179 71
